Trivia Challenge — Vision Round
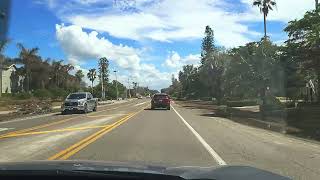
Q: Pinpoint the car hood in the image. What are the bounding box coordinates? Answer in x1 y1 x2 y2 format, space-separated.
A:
65 98 86 102
0 160 291 180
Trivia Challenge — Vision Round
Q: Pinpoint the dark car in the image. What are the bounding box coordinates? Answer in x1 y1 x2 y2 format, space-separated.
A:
151 93 171 110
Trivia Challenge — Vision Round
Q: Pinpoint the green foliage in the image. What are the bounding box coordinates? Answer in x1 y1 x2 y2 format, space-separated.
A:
33 89 52 99
50 88 69 100
75 70 84 82
14 92 32 100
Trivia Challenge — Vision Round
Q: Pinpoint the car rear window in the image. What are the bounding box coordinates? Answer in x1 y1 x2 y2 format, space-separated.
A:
154 95 169 99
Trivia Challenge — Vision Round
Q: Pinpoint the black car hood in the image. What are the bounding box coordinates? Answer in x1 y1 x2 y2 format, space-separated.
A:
0 160 291 180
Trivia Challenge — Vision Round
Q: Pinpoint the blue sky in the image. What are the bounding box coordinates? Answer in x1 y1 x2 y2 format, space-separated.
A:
4 0 315 90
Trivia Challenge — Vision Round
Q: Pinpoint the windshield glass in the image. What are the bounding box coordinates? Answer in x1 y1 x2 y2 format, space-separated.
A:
0 1 319 180
67 94 86 99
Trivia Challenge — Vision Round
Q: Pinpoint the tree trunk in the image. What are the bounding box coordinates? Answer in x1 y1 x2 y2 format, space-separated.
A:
316 0 319 10
91 81 94 94
263 12 267 39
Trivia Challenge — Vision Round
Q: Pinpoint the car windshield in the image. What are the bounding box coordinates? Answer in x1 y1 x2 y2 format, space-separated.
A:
67 94 86 99
0 0 320 180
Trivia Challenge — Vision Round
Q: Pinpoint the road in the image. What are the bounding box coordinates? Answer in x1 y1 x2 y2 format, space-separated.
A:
0 99 319 179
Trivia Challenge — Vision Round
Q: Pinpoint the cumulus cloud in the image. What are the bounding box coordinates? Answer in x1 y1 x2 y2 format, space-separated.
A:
55 24 171 89
43 0 314 47
163 51 200 69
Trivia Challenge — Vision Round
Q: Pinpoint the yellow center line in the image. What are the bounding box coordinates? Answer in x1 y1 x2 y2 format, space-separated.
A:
48 105 147 160
0 101 137 139
0 125 110 138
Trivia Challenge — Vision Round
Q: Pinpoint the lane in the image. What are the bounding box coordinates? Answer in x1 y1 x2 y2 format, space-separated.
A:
68 106 217 167
173 102 320 180
0 99 138 136
0 99 148 162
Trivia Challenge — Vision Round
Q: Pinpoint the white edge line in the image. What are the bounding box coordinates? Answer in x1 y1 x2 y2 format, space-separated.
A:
171 105 227 166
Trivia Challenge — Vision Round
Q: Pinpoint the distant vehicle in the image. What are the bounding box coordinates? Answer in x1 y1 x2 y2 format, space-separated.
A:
61 92 98 114
151 93 170 110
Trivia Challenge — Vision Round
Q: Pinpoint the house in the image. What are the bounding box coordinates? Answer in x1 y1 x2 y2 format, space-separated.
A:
1 64 16 93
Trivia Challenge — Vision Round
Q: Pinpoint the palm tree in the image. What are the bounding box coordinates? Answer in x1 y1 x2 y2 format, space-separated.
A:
253 0 276 39
87 68 97 94
0 40 9 97
17 43 39 92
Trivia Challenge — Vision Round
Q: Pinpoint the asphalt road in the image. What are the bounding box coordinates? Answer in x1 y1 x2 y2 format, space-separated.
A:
0 99 319 179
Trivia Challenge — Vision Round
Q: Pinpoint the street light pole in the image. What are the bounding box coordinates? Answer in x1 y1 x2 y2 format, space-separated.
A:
113 70 118 100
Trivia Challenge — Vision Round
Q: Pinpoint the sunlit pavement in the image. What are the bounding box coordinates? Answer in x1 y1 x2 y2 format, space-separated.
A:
0 98 319 179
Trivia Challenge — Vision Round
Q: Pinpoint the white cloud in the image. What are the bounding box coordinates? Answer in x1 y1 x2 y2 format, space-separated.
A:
163 51 200 69
55 24 171 90
241 0 315 22
44 0 314 47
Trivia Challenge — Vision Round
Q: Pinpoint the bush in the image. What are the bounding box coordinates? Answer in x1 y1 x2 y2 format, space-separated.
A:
50 88 68 100
33 89 52 100
226 100 258 107
14 92 32 99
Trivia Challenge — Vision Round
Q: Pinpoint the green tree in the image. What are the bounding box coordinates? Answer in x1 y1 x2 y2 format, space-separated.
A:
199 26 224 102
75 70 84 86
17 43 40 92
200 25 215 65
284 7 320 102
98 57 109 99
253 0 277 39
87 68 97 94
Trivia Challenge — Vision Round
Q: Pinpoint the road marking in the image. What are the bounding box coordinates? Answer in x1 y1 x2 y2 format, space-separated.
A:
0 101 138 138
134 102 148 106
0 128 14 132
171 105 227 166
48 105 147 160
0 125 109 138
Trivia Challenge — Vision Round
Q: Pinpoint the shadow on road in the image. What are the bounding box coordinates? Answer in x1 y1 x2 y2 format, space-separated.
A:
144 108 168 111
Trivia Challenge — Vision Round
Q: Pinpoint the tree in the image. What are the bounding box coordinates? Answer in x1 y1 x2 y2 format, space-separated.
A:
316 0 319 10
253 0 277 39
0 40 9 97
17 43 39 92
98 57 109 99
284 7 320 102
75 70 84 86
87 68 97 94
200 25 215 65
199 26 224 102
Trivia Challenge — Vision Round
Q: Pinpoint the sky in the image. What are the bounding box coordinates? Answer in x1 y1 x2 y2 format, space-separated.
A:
4 0 315 90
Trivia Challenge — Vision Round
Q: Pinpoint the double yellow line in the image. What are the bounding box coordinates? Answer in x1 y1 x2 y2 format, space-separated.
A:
0 102 135 139
48 106 146 160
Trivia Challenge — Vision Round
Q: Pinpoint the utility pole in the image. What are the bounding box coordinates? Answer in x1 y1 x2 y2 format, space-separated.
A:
127 78 131 98
113 70 118 100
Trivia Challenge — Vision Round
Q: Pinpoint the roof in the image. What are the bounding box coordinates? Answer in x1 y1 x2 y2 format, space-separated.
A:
1 64 16 70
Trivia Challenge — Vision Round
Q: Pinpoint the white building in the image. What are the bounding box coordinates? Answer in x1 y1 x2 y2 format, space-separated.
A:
1 64 16 93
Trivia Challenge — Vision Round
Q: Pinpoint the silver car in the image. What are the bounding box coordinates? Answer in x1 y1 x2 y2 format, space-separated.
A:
61 92 97 114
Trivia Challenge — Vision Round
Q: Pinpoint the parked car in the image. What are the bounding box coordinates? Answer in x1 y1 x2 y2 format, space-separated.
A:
151 93 171 110
61 92 98 114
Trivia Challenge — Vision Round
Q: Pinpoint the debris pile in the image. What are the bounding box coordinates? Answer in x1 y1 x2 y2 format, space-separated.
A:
15 100 52 115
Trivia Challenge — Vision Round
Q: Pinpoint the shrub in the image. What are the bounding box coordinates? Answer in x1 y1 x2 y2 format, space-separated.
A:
50 88 68 100
33 89 52 100
14 92 32 99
